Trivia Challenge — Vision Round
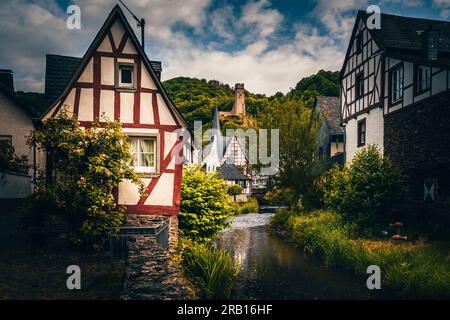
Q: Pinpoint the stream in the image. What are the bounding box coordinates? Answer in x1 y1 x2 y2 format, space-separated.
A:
214 212 396 300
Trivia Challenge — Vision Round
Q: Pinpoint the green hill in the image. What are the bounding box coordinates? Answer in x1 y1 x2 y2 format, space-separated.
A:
162 77 269 128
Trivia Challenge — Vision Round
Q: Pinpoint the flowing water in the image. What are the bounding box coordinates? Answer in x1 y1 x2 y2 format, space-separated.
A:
215 212 396 300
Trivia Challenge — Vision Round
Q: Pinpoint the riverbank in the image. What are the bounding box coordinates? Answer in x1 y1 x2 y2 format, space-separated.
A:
269 210 450 299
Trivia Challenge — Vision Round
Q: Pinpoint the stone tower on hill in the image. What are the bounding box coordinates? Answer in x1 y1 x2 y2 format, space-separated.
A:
219 83 246 117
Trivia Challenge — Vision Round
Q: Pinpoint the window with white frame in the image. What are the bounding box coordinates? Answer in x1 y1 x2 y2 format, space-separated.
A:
416 65 431 94
116 63 135 89
391 65 403 103
128 137 157 172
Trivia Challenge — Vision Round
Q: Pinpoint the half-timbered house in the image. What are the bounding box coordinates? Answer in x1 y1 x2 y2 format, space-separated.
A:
340 11 450 203
41 5 189 217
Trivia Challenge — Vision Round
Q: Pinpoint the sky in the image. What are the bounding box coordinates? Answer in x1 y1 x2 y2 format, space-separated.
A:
0 0 449 95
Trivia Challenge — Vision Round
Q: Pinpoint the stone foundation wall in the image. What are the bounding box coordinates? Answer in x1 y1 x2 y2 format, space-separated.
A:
121 214 189 300
384 91 450 199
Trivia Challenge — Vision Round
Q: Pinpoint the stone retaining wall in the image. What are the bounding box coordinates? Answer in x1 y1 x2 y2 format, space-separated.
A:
121 215 190 300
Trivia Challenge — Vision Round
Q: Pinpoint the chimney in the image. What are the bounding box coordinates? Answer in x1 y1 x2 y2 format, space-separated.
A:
422 29 439 61
0 69 14 94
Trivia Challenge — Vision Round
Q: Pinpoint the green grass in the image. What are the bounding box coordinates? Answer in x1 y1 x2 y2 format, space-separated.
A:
270 209 450 299
180 241 238 299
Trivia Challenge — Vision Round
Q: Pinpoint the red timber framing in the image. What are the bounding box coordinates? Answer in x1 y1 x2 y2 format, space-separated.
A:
42 5 188 216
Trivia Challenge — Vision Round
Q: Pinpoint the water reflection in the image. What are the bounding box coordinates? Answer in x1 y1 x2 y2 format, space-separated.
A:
215 214 396 300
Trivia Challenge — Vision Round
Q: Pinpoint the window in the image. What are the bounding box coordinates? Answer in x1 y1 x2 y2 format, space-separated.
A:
415 65 431 94
356 32 363 54
128 137 157 172
356 72 364 100
390 65 403 103
0 135 12 143
357 119 366 147
116 63 135 89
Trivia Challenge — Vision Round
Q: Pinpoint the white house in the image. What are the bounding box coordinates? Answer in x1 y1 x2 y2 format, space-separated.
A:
41 5 189 216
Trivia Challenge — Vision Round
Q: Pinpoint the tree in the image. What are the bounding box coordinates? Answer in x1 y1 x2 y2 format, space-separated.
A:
179 165 234 242
323 145 407 230
0 139 28 181
23 112 143 247
259 98 324 209
227 184 243 202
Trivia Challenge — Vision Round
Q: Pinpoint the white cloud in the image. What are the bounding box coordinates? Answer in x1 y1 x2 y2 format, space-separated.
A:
1 0 343 95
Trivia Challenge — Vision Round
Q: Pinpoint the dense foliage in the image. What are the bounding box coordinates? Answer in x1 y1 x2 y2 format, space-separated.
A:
0 139 28 180
22 113 143 247
323 145 407 229
287 70 340 106
163 77 268 128
258 98 324 209
179 165 234 242
270 210 450 299
180 240 238 299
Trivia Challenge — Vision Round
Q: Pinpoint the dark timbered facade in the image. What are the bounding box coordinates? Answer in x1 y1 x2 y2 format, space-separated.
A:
341 11 450 203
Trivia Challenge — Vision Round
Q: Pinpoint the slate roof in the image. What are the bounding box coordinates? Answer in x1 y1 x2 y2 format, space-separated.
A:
218 164 250 181
359 11 450 54
0 85 38 118
315 96 343 134
45 54 81 107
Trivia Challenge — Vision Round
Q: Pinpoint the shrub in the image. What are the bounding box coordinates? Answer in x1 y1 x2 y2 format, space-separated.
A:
232 197 259 214
263 187 297 207
22 113 143 248
0 139 28 180
181 241 238 299
179 165 234 242
323 145 406 230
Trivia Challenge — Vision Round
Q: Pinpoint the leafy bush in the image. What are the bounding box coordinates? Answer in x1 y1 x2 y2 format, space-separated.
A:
22 113 143 248
263 187 297 207
323 145 406 230
270 210 450 298
232 197 259 214
0 139 28 180
181 241 238 299
179 165 234 242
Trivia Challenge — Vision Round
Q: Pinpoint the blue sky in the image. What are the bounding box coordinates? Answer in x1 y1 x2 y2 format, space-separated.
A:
0 0 448 95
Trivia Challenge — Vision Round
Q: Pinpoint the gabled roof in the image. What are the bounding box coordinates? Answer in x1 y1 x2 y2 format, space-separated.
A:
45 54 81 107
341 11 450 78
314 96 343 134
218 164 250 181
359 11 450 54
41 4 187 128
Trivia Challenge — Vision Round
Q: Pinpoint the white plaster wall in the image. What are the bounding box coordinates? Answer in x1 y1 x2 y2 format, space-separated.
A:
101 57 115 85
0 91 35 198
61 88 76 114
110 20 124 49
97 36 113 52
145 173 174 206
141 65 157 89
78 58 93 83
78 88 94 121
140 92 154 124
157 94 176 125
99 90 115 121
120 92 134 123
122 39 136 54
118 178 150 205
345 107 384 163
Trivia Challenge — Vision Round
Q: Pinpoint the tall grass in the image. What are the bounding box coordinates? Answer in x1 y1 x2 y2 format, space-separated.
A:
181 242 239 299
270 209 450 299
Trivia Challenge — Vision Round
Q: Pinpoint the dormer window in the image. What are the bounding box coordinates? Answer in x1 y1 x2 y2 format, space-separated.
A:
423 29 439 60
116 62 135 89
